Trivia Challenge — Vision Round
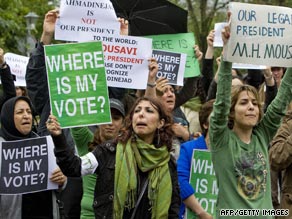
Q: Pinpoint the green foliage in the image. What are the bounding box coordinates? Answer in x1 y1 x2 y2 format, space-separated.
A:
169 0 229 60
169 0 292 72
0 0 53 55
170 0 292 51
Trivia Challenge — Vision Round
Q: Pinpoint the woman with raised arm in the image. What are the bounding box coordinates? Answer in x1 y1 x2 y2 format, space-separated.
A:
47 96 181 219
209 17 292 218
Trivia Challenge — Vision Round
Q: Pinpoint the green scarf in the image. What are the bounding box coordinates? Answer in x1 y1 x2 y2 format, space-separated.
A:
182 96 202 112
114 137 172 219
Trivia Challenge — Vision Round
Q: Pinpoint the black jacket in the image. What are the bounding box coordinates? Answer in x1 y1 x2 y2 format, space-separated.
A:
53 134 181 219
0 65 16 111
26 41 82 219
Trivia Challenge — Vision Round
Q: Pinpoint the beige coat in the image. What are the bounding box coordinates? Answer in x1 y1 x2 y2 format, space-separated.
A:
269 110 292 218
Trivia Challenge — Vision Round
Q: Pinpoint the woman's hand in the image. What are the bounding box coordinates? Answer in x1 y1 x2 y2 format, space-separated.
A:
206 30 215 48
263 67 272 78
205 30 215 59
43 9 59 33
263 67 275 86
194 45 203 62
172 123 190 141
118 17 129 36
193 131 202 139
41 9 60 45
155 77 168 96
221 25 230 46
148 58 158 81
222 12 231 46
46 115 62 136
50 167 67 186
198 211 213 219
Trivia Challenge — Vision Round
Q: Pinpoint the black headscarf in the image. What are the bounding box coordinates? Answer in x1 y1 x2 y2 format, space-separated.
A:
0 96 35 141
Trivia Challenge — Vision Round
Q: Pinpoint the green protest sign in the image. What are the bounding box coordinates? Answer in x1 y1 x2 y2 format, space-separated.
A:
187 150 217 219
45 41 111 128
145 33 200 77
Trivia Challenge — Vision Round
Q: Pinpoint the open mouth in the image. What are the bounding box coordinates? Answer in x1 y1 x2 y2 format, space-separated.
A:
136 122 147 127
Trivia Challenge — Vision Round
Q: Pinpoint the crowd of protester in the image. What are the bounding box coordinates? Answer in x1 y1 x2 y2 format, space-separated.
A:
0 5 292 219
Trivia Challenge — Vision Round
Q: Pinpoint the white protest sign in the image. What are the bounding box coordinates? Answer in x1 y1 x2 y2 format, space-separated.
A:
0 136 58 194
152 50 186 86
224 2 292 67
55 0 120 42
4 53 28 86
214 22 226 47
232 63 266 69
102 35 152 89
215 24 266 69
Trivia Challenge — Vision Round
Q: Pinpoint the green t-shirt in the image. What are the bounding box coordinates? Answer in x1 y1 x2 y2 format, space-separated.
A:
210 59 292 219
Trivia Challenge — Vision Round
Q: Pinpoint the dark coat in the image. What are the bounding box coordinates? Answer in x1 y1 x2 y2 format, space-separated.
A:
26 41 82 219
53 135 181 219
0 65 16 112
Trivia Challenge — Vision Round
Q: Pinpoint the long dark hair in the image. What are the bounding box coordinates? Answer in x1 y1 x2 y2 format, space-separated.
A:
199 99 215 136
88 127 101 152
118 96 174 151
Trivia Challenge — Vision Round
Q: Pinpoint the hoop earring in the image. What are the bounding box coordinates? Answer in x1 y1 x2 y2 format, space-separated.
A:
156 128 160 145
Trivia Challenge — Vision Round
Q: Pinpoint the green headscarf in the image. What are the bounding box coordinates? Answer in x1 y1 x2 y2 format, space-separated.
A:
114 136 172 219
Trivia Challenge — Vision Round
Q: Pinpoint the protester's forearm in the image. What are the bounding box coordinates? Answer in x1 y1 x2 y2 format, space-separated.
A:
41 31 54 45
144 81 156 98
0 65 16 103
53 133 83 177
52 132 68 151
201 58 214 95
206 79 217 102
205 46 214 59
184 195 206 216
175 76 200 108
